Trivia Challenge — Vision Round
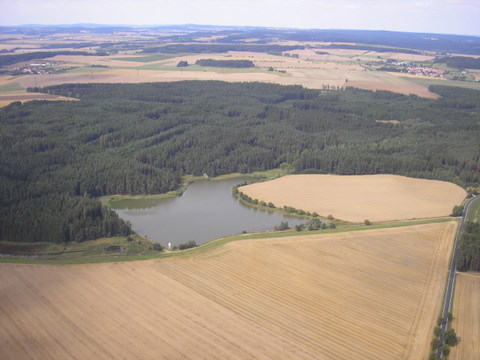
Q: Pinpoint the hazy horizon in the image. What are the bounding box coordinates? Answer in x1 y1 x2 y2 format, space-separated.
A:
3 23 479 38
1 0 478 37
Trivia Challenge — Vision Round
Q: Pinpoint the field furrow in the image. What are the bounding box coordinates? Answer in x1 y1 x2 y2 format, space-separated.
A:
0 222 455 359
449 273 480 360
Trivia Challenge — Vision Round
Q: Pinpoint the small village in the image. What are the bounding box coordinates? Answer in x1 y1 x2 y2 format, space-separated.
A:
406 65 445 77
382 59 446 77
1 61 60 75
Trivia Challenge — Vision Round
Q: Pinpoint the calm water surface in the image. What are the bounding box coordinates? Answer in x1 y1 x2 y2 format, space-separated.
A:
112 178 304 247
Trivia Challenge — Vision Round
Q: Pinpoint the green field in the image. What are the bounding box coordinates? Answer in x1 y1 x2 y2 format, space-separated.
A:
136 63 204 71
0 82 23 93
466 197 480 222
205 66 276 74
65 66 111 74
0 217 456 265
114 54 191 62
136 62 273 74
405 77 480 91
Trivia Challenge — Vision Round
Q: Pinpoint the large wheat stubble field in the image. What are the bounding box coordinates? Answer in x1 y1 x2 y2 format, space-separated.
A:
239 174 466 222
449 272 480 360
0 222 455 360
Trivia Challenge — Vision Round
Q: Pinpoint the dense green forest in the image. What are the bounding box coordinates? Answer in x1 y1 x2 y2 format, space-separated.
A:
434 56 480 70
318 44 421 54
0 51 102 66
457 221 480 272
143 44 304 54
1 81 480 245
156 28 480 55
195 59 255 68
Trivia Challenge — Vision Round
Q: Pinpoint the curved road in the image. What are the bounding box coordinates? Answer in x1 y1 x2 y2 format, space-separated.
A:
438 194 479 355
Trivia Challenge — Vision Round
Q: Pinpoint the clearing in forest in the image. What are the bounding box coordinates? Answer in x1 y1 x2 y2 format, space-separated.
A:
239 174 466 222
0 92 78 107
450 272 480 360
0 222 455 360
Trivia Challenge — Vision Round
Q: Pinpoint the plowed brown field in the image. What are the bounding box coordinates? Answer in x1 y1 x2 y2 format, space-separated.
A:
240 174 466 222
0 222 455 360
450 272 480 360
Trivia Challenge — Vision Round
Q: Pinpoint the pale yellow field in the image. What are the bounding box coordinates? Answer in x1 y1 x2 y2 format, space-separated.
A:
0 92 78 107
346 79 439 98
0 222 455 360
376 120 400 125
240 174 466 222
450 272 480 360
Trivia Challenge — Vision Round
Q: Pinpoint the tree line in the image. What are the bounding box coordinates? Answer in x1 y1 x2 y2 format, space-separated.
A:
457 221 480 272
195 59 254 68
318 44 420 54
434 56 480 70
1 81 479 246
143 43 304 54
0 51 103 66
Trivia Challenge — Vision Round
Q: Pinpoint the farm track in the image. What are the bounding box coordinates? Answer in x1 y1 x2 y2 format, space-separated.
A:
0 222 455 359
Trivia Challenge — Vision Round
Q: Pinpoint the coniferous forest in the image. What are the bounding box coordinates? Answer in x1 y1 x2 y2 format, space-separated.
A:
1 81 479 246
457 221 480 272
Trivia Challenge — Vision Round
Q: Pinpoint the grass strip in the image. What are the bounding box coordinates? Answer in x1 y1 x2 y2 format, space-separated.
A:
0 217 455 265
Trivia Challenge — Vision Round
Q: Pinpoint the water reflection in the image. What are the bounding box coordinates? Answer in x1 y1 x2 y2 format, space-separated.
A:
113 178 304 247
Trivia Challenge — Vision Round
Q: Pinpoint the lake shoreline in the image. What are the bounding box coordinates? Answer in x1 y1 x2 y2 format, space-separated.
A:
109 169 304 247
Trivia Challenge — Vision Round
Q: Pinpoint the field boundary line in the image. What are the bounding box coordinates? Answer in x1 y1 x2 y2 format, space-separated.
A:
437 195 480 357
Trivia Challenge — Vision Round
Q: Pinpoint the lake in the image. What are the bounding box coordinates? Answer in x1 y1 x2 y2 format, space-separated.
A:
112 177 305 247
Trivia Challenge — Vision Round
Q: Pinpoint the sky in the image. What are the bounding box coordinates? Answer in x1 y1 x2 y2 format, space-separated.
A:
1 0 479 36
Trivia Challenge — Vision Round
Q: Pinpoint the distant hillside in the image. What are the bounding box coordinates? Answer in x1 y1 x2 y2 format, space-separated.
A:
1 25 479 55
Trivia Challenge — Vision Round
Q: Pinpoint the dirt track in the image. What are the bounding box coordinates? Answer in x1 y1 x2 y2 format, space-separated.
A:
0 222 455 359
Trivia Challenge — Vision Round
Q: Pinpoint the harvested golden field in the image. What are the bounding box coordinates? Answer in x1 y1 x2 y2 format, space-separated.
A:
346 80 438 99
0 92 78 107
0 222 455 360
450 272 480 360
8 68 278 89
376 120 400 125
240 174 466 222
346 75 439 98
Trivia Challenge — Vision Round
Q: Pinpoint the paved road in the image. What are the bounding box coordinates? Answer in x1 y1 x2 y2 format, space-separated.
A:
437 195 479 356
